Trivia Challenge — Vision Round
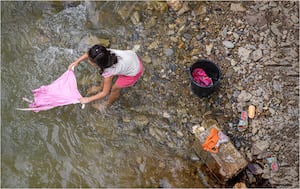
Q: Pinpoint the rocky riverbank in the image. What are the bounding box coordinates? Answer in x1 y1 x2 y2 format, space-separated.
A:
91 1 299 187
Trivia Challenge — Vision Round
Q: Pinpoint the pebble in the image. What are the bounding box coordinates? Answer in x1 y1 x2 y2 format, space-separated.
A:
230 3 246 12
237 90 252 102
252 49 263 61
223 40 235 48
164 48 174 56
238 47 252 61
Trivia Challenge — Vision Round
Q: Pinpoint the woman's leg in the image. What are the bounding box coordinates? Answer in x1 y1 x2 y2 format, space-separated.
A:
106 83 122 107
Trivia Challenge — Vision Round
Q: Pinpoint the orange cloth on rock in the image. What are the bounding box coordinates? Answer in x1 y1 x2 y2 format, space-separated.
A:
202 128 219 153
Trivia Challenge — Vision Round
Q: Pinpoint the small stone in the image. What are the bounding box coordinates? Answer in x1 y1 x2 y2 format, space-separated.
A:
135 115 149 126
271 24 281 36
167 0 182 11
252 49 263 61
268 107 276 115
269 1 277 7
223 40 234 48
176 130 184 138
143 55 152 64
230 59 238 66
122 116 131 123
233 182 247 188
291 14 299 24
206 43 214 55
163 112 171 119
237 90 252 102
164 48 174 56
130 11 140 25
190 153 200 161
148 41 159 50
238 47 252 61
230 3 246 12
247 163 264 175
177 2 190 15
251 140 270 155
132 44 141 52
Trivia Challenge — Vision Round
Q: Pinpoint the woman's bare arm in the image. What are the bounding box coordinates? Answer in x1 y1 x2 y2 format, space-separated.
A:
79 76 113 104
68 53 89 70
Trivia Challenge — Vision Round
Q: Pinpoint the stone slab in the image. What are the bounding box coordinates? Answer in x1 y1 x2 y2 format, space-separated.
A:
192 125 248 184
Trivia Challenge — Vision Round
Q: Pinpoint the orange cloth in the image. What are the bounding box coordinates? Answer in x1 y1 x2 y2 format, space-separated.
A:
202 128 219 153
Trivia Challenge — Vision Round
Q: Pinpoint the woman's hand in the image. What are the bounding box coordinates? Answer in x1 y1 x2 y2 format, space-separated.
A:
79 97 91 104
68 61 79 70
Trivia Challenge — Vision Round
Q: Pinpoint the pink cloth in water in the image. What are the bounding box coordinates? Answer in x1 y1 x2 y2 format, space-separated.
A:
192 68 213 87
25 70 82 112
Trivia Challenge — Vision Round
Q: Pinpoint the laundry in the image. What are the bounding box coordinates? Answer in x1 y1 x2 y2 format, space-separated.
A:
202 128 229 153
18 69 82 112
202 128 219 153
192 68 213 87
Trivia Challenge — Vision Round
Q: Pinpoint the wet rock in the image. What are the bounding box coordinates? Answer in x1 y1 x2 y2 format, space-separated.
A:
134 115 149 126
87 36 110 47
122 115 131 123
149 127 165 142
130 11 140 26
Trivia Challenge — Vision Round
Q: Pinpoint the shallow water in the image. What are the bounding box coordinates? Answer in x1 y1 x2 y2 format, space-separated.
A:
1 2 208 187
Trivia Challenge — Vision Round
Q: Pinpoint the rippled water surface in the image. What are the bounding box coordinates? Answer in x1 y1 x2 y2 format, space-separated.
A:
1 2 207 187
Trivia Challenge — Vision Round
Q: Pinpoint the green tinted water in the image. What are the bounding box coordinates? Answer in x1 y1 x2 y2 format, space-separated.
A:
1 1 207 187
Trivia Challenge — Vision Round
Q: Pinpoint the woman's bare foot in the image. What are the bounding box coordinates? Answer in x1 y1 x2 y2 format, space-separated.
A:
91 102 108 113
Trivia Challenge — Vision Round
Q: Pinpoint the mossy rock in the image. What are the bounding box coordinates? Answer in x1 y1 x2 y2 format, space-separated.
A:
87 36 110 47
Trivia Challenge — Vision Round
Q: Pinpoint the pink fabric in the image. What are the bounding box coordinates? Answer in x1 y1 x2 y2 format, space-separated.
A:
192 68 213 87
116 58 143 88
23 70 82 112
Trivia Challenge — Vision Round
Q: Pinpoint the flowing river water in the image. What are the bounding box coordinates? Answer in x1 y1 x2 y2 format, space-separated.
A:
1 1 216 187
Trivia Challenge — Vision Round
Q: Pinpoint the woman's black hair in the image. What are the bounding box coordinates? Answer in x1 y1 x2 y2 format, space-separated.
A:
88 44 118 74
